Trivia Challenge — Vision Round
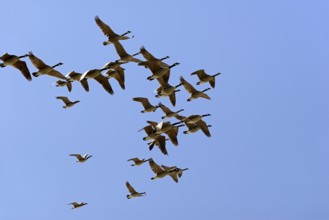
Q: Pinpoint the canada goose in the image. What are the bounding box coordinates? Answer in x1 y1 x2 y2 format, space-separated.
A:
105 66 125 90
133 97 160 113
68 202 87 209
126 181 146 199
180 76 211 102
158 103 184 119
69 154 92 163
0 53 32 81
191 69 221 88
175 114 211 124
147 62 180 81
149 159 178 182
139 124 159 141
56 96 80 109
162 165 189 179
154 77 182 106
147 135 169 156
183 120 212 137
80 69 114 94
28 51 66 80
127 157 152 166
66 71 89 92
56 80 72 92
147 121 183 146
138 46 170 68
113 42 142 63
95 16 133 46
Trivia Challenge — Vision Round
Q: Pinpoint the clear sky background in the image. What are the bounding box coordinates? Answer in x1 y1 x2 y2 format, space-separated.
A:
1 0 328 219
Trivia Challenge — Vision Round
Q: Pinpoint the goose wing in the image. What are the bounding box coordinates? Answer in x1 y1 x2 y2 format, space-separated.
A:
155 135 168 156
169 92 176 106
165 126 179 146
57 96 71 105
149 159 164 174
195 119 211 137
69 154 84 160
127 157 142 163
113 42 129 58
94 74 114 94
126 181 137 194
28 52 48 69
12 60 32 81
191 69 208 79
159 103 173 114
94 16 116 37
133 97 152 108
140 46 157 61
80 79 89 92
180 76 198 94
168 172 179 183
47 69 67 80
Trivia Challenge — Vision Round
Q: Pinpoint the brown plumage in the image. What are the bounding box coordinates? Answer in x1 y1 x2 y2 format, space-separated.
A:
113 42 142 63
133 97 160 113
180 76 211 102
126 181 146 199
56 96 80 109
191 69 221 88
0 53 32 81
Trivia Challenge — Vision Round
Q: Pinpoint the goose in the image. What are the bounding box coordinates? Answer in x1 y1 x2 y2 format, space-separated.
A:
191 69 221 88
113 42 142 63
154 77 182 106
56 96 80 109
139 124 160 141
80 68 114 94
127 157 152 166
0 53 32 81
162 165 189 179
126 181 146 199
180 76 211 102
105 66 125 90
149 159 178 182
183 120 212 137
132 97 160 113
28 51 66 80
138 46 170 68
66 71 89 92
69 154 92 163
158 102 184 119
147 135 169 156
147 121 183 146
175 114 211 124
68 202 87 209
56 80 72 92
146 62 180 81
95 16 133 46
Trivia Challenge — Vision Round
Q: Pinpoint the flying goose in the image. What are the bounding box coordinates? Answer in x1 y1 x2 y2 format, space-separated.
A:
146 62 180 81
113 42 142 63
56 96 80 109
161 165 189 180
147 121 183 146
191 69 221 88
175 114 211 124
126 181 146 199
139 124 160 141
133 97 160 113
158 103 184 119
69 154 92 163
56 80 72 92
68 202 88 209
127 157 152 166
147 135 169 156
95 16 133 46
0 53 32 81
183 119 212 137
66 71 89 92
154 77 182 106
105 66 125 90
138 46 170 68
180 76 211 102
80 68 114 94
149 159 178 182
28 51 66 80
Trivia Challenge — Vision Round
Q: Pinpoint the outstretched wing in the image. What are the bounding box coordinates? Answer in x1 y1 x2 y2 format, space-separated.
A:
95 16 116 37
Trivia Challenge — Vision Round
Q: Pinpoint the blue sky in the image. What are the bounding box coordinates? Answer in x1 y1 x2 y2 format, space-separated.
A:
1 0 328 219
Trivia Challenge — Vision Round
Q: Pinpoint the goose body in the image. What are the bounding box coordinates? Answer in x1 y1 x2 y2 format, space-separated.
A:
175 114 211 124
68 202 87 209
126 181 146 199
105 66 125 90
147 62 179 81
191 69 221 88
28 52 66 80
69 154 92 162
95 16 133 46
158 103 184 119
180 76 211 102
183 119 212 137
0 53 32 81
56 96 80 109
80 68 114 94
127 157 151 166
138 46 170 68
149 159 179 182
133 97 160 113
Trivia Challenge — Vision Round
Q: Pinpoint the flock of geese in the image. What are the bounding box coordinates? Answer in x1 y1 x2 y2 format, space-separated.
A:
0 16 221 208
